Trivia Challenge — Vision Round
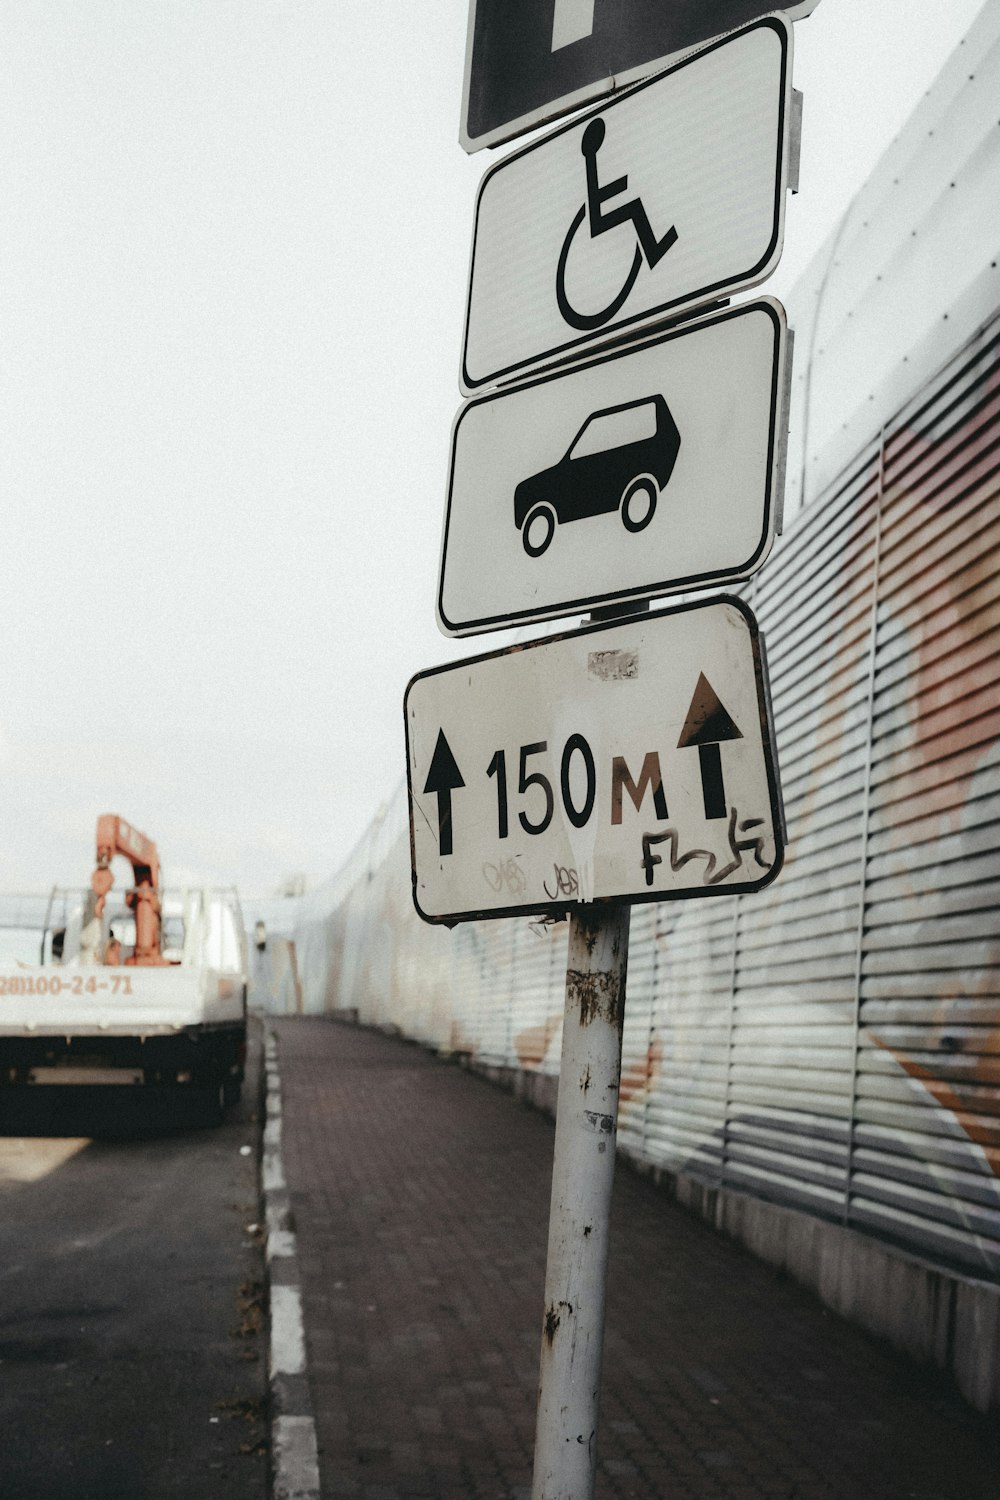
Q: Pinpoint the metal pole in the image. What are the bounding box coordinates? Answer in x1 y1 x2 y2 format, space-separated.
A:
531 900 630 1500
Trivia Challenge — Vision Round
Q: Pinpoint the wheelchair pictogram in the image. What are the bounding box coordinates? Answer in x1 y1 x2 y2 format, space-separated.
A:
556 116 679 332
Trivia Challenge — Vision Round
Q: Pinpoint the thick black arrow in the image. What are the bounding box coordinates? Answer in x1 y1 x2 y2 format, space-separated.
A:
677 673 743 821
422 729 466 857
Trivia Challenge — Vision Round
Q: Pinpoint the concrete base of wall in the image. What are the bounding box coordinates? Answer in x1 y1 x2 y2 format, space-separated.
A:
473 1060 560 1120
634 1153 1000 1417
462 1052 1000 1417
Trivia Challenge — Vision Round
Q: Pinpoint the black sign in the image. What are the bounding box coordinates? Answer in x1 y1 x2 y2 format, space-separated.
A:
461 0 820 150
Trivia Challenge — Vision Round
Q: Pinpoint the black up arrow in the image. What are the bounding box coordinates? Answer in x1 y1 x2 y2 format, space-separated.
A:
422 729 465 857
677 674 743 821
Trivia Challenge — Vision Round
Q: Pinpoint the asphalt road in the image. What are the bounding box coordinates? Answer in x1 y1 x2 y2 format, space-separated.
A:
0 1021 267 1500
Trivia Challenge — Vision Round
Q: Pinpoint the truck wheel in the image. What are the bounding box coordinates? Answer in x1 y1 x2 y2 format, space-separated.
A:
193 1073 226 1126
207 1080 226 1126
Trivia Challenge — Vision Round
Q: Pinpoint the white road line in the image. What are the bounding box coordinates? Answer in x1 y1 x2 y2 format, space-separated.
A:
266 1197 297 1260
267 1227 297 1261
272 1415 320 1500
262 1096 285 1193
264 1029 320 1500
270 1283 307 1374
262 1151 286 1193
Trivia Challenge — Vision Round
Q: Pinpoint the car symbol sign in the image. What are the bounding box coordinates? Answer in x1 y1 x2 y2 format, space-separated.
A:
438 298 790 638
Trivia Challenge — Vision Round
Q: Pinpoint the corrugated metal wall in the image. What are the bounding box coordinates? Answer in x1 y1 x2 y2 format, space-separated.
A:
290 310 1000 1285
784 2 1000 518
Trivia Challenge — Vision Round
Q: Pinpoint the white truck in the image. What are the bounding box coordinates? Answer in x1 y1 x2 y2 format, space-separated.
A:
0 817 249 1116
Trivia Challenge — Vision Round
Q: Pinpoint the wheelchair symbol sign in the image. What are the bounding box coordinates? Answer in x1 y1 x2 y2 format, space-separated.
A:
460 15 794 394
556 117 678 332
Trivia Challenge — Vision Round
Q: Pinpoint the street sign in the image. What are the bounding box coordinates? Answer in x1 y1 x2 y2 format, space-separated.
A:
461 17 796 393
405 596 784 924
439 298 789 637
461 0 821 151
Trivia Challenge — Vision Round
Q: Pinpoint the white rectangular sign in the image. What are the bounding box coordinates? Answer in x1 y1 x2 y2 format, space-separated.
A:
405 598 784 924
461 16 795 393
439 298 789 637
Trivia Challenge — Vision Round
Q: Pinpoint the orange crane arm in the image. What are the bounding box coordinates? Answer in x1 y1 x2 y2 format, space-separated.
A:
91 814 167 965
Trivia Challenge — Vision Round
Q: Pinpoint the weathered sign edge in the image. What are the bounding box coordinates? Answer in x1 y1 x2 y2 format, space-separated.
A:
404 593 786 926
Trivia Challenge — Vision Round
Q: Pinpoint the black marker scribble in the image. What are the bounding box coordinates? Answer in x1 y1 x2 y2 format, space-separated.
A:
641 808 770 888
543 864 579 900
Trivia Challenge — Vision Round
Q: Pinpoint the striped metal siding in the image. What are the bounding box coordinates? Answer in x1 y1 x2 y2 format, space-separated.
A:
783 6 1000 520
290 315 1000 1283
653 315 1000 1273
508 919 566 1076
714 441 883 1218
470 921 515 1066
850 323 1000 1275
617 902 657 1161
644 896 738 1186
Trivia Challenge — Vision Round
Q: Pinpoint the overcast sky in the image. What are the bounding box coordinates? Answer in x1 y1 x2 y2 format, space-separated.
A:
0 0 987 897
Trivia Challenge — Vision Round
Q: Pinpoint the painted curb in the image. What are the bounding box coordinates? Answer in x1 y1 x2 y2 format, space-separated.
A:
263 1031 321 1500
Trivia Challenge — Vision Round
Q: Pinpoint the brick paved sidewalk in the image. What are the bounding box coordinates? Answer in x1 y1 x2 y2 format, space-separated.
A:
274 1017 999 1500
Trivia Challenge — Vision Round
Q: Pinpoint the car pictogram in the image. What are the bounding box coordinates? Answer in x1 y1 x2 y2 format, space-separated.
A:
514 394 681 557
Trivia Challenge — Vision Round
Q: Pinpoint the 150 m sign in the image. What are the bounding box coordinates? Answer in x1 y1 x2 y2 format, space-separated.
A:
405 597 784 924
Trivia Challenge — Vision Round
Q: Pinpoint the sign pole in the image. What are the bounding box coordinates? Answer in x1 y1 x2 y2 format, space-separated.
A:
531 900 630 1499
531 595 646 1497
442 10 795 1493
